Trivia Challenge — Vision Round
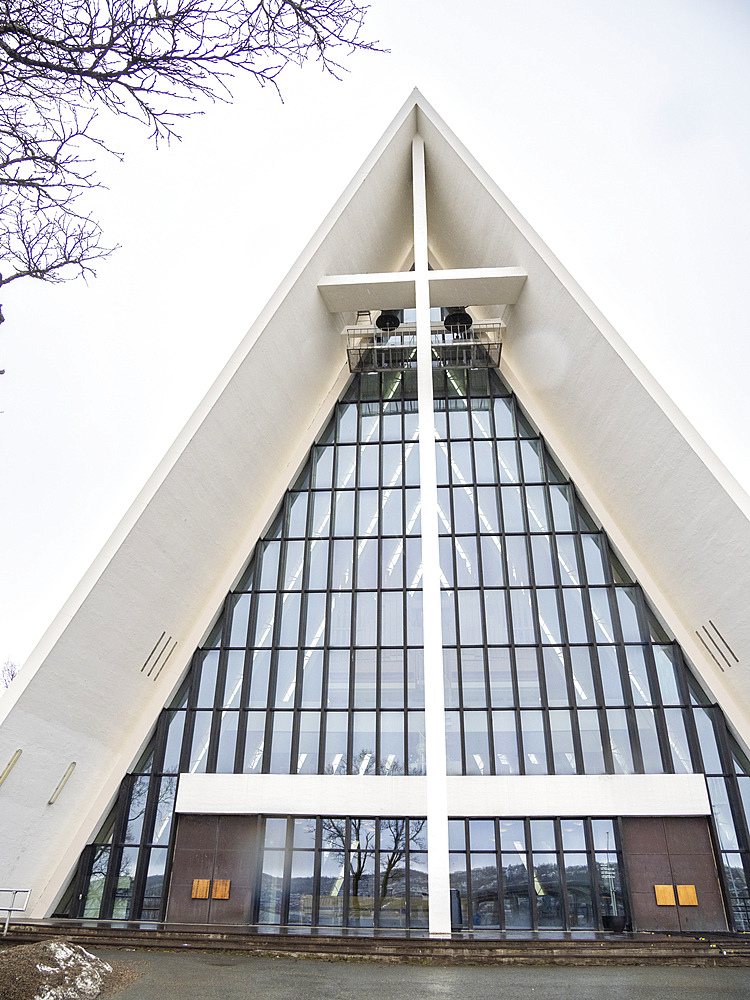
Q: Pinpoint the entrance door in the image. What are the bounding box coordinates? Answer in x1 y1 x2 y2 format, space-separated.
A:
621 816 727 932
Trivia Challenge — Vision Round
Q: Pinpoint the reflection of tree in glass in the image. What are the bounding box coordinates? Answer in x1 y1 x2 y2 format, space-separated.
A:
124 774 177 844
321 812 426 903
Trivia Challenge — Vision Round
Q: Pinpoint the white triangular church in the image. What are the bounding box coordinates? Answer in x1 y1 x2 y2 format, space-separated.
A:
2 92 750 937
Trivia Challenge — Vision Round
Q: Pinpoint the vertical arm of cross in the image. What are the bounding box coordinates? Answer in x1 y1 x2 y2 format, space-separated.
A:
412 135 451 937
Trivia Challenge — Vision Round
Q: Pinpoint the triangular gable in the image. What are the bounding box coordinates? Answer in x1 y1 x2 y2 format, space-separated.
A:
1 91 748 919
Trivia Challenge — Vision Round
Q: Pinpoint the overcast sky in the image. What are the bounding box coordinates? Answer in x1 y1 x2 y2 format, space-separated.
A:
2 0 749 669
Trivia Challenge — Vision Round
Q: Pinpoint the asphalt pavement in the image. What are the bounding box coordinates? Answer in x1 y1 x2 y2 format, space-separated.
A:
95 948 750 1000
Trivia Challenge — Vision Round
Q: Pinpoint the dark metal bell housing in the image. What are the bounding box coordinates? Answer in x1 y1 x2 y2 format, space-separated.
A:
375 309 402 332
443 307 472 335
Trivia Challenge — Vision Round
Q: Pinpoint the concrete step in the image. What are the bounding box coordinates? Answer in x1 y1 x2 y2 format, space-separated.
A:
4 923 750 967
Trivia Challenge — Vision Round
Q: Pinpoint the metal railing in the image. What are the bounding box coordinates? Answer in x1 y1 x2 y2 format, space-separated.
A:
0 888 30 936
345 321 503 373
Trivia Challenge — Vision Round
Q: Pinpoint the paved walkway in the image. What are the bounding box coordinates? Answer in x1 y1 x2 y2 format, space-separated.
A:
96 949 750 1000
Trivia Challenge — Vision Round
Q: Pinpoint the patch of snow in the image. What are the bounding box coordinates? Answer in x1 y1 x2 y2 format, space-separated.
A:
33 941 113 1000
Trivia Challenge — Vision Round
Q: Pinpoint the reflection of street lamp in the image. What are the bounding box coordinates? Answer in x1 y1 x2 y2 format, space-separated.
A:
602 831 617 914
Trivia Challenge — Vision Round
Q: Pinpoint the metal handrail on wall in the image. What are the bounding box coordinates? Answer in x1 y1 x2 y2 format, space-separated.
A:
0 887 30 936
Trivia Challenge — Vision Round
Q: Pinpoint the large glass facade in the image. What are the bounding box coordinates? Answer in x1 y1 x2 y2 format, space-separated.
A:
59 367 750 931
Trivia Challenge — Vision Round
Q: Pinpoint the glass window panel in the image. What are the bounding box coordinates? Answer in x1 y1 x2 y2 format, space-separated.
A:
188 711 212 773
562 589 587 643
444 646 459 710
287 491 308 538
404 437 420 486
564 853 595 929
125 776 150 843
329 592 352 647
297 712 320 773
625 646 652 705
408 851 429 928
405 536 423 588
473 439 495 485
282 541 305 591
521 710 548 773
468 820 496 853
355 538 378 589
537 589 562 644
111 846 140 919
511 589 536 643
277 592 301 646
549 484 575 530
333 490 355 536
381 443 403 488
269 712 293 772
439 536 455 587
556 535 581 586
381 488 402 535
446 709 462 775
664 708 694 773
581 534 607 585
707 777 739 850
382 411 402 442
380 590 403 646
636 708 664 772
407 650 424 708
464 711 491 774
323 712 348 773
452 485 477 533
598 646 624 705
82 845 111 918
476 486 500 533
335 445 357 488
590 819 616 852
530 534 555 585
251 594 276 646
381 537 404 589
654 646 682 705
408 711 426 774
449 403 470 439
561 819 586 851
152 777 177 846
616 588 642 641
455 535 479 587
530 820 556 851
461 649 487 708
492 711 520 774
578 710 606 774
222 651 244 708
501 486 525 531
213 707 238 772
288 852 315 925
488 648 514 707
248 650 270 708
503 858 532 929
590 588 615 643
449 820 466 851
607 708 634 774
326 649 350 708
496 440 519 483
360 410 379 443
435 440 450 486
543 647 569 706
407 589 423 646
311 491 331 538
516 648 541 707
436 486 451 535
470 853 501 929
493 396 515 436
318 843 345 927
313 446 333 489
258 848 285 923
480 535 504 587
524 486 550 534
242 711 266 772
381 650 405 708
306 538 329 589
570 647 596 705
379 712 404 774
337 403 357 442
405 488 421 535
457 590 483 644
140 846 169 919
520 439 544 482
506 535 530 586
533 853 563 928
450 443 473 487
694 707 724 772
229 595 251 647
499 819 526 853
550 710 577 774
483 590 509 645
304 593 327 648
357 490 379 537
196 651 219 708
352 713 376 772
300 649 323 708
353 650 377 708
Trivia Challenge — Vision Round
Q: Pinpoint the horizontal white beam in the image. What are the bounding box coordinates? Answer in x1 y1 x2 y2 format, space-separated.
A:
176 772 710 818
318 267 527 313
